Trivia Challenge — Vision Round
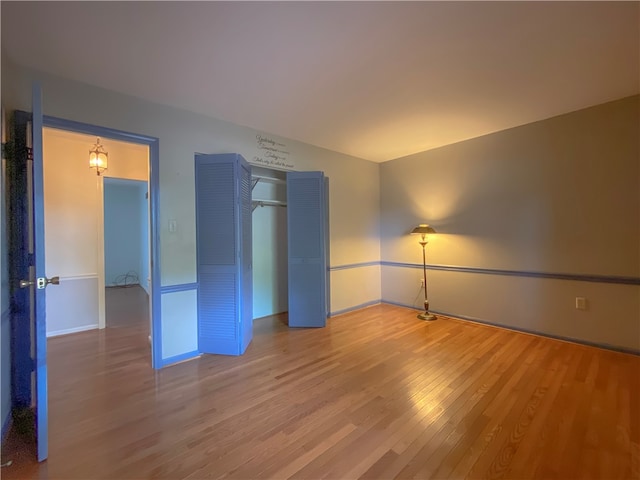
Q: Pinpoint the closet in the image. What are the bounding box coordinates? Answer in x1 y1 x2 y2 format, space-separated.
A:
195 153 327 356
251 166 288 321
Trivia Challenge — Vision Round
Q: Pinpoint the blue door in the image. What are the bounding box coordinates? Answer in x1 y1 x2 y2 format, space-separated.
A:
195 153 252 355
8 84 50 461
239 160 253 353
287 171 327 328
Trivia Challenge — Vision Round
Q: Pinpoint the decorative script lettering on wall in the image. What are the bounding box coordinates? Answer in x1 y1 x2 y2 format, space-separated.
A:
251 135 295 170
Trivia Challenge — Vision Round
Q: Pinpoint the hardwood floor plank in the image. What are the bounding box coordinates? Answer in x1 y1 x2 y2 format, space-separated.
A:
2 301 638 480
442 339 546 479
495 346 569 480
531 345 588 479
372 334 540 479
433 340 552 479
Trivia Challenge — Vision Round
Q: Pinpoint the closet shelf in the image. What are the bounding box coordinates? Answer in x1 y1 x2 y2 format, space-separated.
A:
251 175 286 190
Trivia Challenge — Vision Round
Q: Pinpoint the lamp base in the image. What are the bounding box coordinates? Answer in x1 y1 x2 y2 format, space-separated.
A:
417 312 437 321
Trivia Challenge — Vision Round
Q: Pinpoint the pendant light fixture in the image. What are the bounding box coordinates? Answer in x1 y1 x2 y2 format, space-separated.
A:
89 137 108 175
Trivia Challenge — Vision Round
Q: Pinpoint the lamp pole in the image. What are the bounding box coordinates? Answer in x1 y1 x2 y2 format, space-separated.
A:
418 234 436 321
411 224 437 321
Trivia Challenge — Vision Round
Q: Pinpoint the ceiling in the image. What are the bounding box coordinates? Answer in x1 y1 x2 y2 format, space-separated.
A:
2 1 638 163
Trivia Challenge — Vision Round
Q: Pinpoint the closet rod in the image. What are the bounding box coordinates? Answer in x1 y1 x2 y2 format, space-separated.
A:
252 199 287 212
251 175 286 185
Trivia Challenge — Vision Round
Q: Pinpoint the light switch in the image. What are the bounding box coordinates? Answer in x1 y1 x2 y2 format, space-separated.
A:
168 219 177 233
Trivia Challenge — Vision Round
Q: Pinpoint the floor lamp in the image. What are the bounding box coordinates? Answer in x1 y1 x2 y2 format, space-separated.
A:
411 224 437 321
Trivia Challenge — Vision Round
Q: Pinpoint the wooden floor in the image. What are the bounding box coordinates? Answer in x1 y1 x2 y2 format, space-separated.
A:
105 284 150 329
2 302 638 479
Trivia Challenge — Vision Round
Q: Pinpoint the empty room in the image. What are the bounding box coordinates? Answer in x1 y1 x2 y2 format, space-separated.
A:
0 2 638 479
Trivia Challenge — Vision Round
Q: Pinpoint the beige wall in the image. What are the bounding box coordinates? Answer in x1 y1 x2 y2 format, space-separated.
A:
44 128 147 277
43 128 148 335
380 96 640 350
2 58 381 360
4 56 637 354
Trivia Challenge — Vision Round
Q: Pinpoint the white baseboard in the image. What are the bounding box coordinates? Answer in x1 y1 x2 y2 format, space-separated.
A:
47 324 98 338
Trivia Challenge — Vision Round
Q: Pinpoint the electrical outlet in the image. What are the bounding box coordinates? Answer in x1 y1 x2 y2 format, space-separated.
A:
575 297 586 310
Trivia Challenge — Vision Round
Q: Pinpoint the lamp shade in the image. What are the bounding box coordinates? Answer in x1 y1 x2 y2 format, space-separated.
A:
411 224 436 235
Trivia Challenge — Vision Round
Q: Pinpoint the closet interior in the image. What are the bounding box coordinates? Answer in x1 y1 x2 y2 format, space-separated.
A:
251 166 288 320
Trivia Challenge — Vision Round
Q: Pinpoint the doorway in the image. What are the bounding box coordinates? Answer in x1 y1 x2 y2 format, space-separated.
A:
38 116 161 368
103 178 150 336
42 128 151 349
5 102 162 464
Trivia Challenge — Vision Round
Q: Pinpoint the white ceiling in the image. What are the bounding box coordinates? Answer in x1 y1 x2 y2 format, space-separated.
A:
2 1 638 163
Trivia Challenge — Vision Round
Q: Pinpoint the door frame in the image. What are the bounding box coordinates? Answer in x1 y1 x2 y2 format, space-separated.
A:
43 115 162 368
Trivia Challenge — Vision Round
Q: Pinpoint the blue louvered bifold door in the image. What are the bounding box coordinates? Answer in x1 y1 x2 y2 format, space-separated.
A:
287 171 327 328
195 153 253 355
239 161 253 353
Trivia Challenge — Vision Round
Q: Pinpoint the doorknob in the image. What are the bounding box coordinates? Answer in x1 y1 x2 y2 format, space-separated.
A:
20 277 60 289
36 276 60 289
